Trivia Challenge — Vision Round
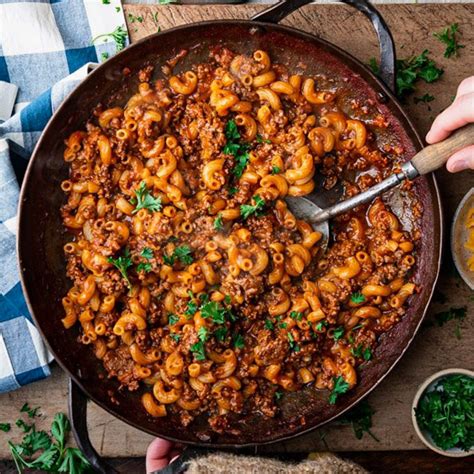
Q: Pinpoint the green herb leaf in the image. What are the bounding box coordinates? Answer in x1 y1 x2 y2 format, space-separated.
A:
233 333 245 349
256 134 272 144
279 322 288 329
329 376 350 404
271 166 281 174
433 306 467 340
290 311 303 321
333 326 345 341
51 413 70 451
16 419 33 433
136 262 152 273
201 301 226 324
265 319 274 330
434 23 465 58
168 314 179 326
174 245 193 265
315 320 328 331
274 390 283 400
92 25 128 52
350 345 363 358
287 332 300 352
0 423 11 432
190 341 206 361
414 93 435 104
339 400 379 441
228 186 238 196
214 327 228 342
240 195 265 220
57 447 92 474
140 247 153 259
170 333 181 342
132 182 162 214
107 247 132 288
198 326 208 342
363 347 372 361
350 292 366 304
214 213 224 231
101 52 109 61
223 119 251 179
20 403 40 419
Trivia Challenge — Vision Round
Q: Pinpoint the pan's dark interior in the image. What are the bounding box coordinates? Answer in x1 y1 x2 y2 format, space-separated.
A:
18 21 442 446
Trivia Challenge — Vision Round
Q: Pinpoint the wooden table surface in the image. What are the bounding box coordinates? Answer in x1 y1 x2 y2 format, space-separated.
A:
0 2 473 464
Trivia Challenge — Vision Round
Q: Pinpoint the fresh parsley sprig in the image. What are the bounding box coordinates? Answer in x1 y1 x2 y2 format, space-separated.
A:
434 23 465 58
131 182 162 214
329 376 350 404
223 120 251 179
91 25 128 52
163 245 194 266
339 400 379 441
107 247 132 288
240 195 265 220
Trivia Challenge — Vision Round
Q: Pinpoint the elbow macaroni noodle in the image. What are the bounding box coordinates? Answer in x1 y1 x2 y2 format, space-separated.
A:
60 48 420 431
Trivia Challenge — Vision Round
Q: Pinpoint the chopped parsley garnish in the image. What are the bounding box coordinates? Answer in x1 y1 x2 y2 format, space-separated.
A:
223 119 251 179
432 306 467 339
131 182 162 214
350 292 366 304
329 376 350 404
16 419 33 433
414 93 435 104
332 326 345 341
256 134 271 144
201 301 226 324
369 50 443 99
20 403 40 419
240 195 265 220
170 334 181 342
168 314 179 326
363 347 372 361
101 52 109 61
279 322 288 329
214 327 228 342
107 247 132 288
91 25 128 52
136 262 152 273
198 326 208 342
128 13 144 23
163 245 193 266
184 297 198 318
434 23 465 58
190 341 206 361
228 186 238 196
140 247 153 259
339 400 379 441
271 166 281 174
102 0 110 4
415 374 473 451
287 332 300 352
214 213 224 231
265 319 274 330
224 295 232 305
233 333 245 349
290 311 303 321
315 320 328 331
0 423 11 432
274 390 283 401
351 345 363 358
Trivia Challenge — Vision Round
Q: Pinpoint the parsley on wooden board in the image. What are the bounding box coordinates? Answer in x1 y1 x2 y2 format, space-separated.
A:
339 400 379 441
131 182 162 214
107 247 132 288
6 410 92 473
434 23 465 58
91 25 128 53
415 375 473 451
240 195 265 220
425 306 467 339
329 376 350 404
20 403 40 419
0 423 11 432
369 50 443 99
414 93 435 104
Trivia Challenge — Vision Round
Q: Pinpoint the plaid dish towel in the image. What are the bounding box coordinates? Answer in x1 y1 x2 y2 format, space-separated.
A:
0 0 129 392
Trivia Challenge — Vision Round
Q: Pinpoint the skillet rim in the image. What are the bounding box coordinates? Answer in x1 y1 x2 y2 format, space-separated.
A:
17 18 443 448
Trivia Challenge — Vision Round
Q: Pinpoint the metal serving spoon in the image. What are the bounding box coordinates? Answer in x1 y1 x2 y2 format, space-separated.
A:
287 123 474 251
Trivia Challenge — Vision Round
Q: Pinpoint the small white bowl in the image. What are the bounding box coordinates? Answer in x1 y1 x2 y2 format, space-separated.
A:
412 368 474 457
451 187 474 290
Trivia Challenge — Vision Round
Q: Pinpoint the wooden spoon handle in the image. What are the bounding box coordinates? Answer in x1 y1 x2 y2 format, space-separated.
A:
411 123 474 175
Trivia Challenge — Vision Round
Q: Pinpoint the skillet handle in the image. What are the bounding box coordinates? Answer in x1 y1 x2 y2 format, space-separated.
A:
68 379 119 474
251 0 396 93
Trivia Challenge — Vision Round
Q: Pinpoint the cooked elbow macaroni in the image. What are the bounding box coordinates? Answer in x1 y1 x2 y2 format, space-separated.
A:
60 48 420 432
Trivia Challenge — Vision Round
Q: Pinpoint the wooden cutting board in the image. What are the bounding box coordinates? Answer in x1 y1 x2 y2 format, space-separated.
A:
0 3 472 458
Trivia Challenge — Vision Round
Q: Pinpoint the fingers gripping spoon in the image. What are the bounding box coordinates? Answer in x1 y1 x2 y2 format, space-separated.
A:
286 123 474 252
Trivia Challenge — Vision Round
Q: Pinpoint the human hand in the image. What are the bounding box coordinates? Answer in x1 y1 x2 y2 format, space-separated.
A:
146 438 182 473
426 76 474 172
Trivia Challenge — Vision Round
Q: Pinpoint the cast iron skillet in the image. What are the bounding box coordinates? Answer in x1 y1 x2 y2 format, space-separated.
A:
17 0 442 472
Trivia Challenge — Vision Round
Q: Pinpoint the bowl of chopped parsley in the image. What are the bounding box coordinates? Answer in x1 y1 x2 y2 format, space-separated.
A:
412 368 474 457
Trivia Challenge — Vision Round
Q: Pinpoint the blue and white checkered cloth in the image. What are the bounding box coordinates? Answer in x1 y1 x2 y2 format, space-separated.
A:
0 0 129 392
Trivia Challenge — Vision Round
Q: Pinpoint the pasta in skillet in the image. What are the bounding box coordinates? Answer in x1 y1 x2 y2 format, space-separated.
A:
60 48 420 432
